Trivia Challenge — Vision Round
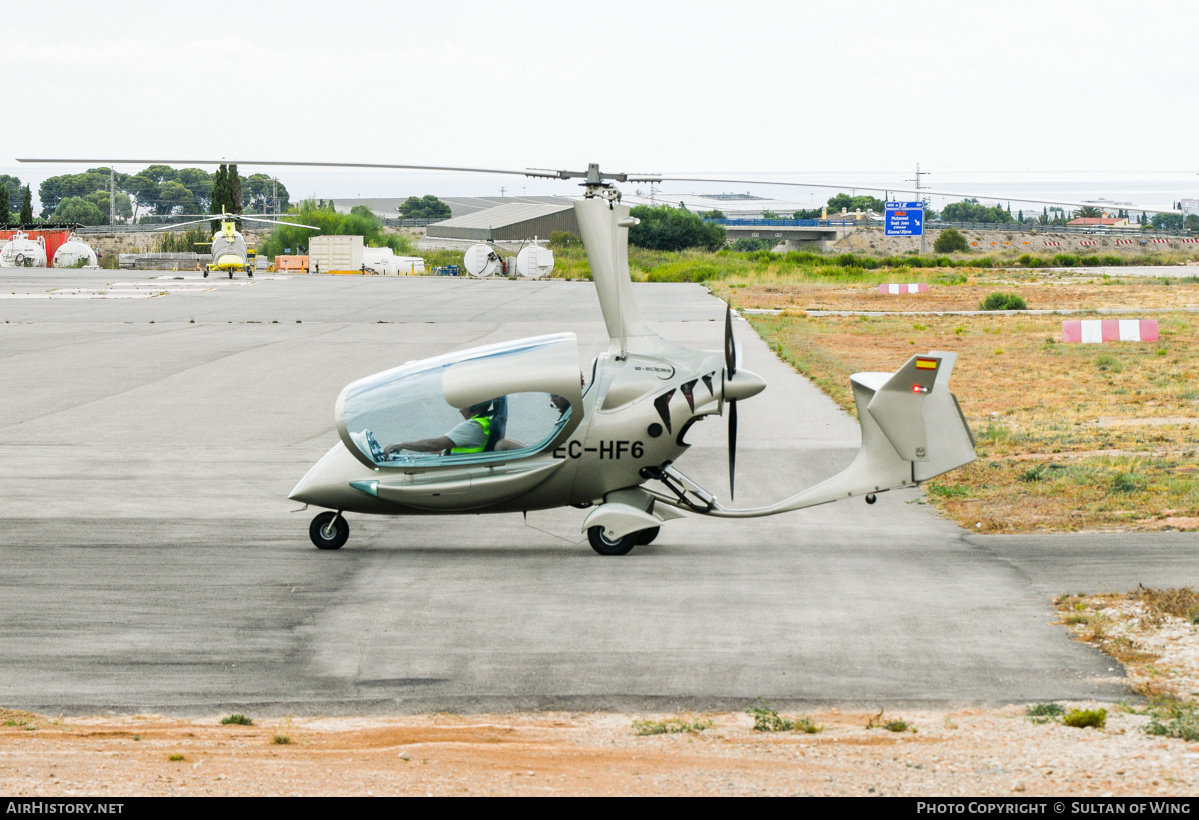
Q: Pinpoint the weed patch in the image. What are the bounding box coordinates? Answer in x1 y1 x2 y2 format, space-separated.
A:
747 700 822 733
1144 699 1199 741
632 715 714 736
1025 703 1065 724
866 711 916 733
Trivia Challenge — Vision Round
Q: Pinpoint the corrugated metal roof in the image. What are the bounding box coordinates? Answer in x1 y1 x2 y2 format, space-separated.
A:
432 201 575 230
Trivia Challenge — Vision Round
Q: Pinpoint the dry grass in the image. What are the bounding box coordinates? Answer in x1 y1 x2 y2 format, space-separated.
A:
1134 586 1199 625
716 275 1199 533
723 269 1199 313
1054 587 1199 702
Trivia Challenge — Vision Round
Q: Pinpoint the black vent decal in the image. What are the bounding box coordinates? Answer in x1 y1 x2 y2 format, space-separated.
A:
680 380 697 411
654 390 676 433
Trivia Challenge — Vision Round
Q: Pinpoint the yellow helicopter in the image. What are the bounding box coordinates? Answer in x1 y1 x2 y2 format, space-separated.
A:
155 208 317 278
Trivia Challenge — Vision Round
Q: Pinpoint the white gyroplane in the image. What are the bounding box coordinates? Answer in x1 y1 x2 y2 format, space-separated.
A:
286 163 978 554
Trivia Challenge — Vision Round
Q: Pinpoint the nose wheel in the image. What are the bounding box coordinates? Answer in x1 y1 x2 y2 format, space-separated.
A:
310 511 349 550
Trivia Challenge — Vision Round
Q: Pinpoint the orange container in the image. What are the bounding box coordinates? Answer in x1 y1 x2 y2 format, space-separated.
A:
274 255 309 272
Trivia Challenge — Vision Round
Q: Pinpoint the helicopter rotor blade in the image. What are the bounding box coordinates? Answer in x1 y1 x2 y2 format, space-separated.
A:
151 214 319 231
230 214 319 230
150 216 221 231
16 158 665 189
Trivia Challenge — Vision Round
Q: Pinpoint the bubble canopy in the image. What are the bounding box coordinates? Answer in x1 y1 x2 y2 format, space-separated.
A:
336 333 584 469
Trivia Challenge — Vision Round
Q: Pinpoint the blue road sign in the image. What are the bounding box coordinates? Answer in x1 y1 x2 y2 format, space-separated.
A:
885 201 924 236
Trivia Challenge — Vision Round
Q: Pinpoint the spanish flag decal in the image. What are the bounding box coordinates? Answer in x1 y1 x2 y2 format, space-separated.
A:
915 357 938 371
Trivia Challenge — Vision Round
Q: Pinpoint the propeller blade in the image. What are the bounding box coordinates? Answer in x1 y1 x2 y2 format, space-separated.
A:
728 399 738 501
724 303 736 379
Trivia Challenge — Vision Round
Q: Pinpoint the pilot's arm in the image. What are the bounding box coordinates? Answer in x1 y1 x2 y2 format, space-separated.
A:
385 417 487 456
384 436 454 455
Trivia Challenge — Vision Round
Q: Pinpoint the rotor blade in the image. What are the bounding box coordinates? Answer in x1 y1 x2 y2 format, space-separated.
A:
16 158 665 186
150 214 319 231
17 158 535 176
653 174 1182 215
232 214 319 229
151 216 222 231
728 399 738 502
724 304 736 379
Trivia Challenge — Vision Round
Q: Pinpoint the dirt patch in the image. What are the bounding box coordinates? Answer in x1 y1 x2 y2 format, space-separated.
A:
2 705 1197 797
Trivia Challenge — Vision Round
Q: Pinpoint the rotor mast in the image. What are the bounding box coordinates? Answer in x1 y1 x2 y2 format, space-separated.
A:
527 164 664 357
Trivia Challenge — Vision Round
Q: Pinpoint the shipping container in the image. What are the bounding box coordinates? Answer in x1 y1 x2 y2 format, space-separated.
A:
308 235 364 274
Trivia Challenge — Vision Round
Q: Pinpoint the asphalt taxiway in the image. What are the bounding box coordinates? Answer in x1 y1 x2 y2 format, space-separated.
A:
1 270 1195 715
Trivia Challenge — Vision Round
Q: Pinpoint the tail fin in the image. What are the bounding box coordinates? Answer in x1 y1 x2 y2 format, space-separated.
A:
857 351 975 483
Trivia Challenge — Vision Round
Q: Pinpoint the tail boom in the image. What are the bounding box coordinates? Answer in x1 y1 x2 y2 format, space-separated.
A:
650 351 976 518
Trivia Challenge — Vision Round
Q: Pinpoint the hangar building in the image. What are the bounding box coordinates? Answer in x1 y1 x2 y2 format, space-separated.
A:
425 200 579 242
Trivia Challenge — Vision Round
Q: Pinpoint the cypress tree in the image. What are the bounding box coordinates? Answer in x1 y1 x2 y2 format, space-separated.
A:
228 164 242 230
0 184 8 224
19 186 33 224
210 165 228 231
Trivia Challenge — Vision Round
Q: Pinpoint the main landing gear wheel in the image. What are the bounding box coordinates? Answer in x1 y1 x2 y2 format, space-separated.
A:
587 526 638 556
310 511 349 550
203 271 209 278
634 526 660 545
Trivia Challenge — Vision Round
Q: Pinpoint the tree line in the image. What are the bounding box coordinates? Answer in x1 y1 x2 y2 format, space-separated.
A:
24 165 291 225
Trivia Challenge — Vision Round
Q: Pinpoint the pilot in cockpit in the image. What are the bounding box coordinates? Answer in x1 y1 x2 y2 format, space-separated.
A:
384 398 525 457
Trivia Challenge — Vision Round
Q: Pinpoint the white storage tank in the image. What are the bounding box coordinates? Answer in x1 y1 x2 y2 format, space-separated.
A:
0 232 48 268
516 244 554 278
362 246 396 275
52 233 99 269
394 256 425 275
463 243 499 278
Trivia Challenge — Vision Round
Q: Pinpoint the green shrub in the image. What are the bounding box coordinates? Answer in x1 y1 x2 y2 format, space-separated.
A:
731 237 772 252
933 228 969 253
220 714 253 726
1062 708 1106 729
1019 464 1048 483
1110 472 1145 494
978 292 1027 311
548 230 581 249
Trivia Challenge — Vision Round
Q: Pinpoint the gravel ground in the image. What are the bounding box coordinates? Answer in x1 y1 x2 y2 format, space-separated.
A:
2 594 1196 797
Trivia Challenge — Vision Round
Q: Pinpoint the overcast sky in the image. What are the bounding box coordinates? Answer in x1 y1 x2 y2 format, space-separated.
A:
8 0 1197 207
